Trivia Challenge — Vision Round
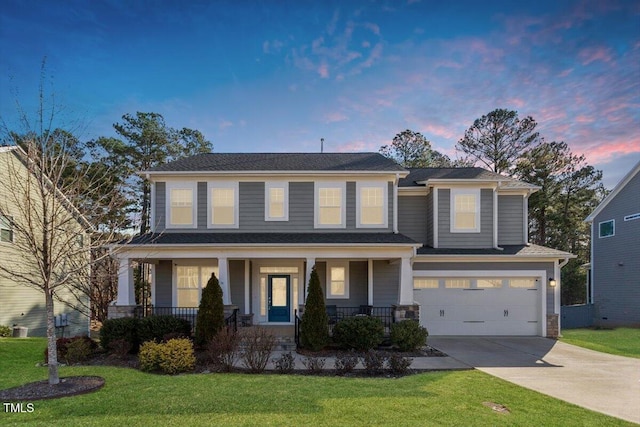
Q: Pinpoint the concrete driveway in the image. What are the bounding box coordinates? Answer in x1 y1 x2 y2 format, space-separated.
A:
429 337 640 424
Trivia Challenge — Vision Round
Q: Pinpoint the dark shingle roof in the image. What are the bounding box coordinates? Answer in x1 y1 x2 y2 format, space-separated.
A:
148 153 406 173
127 232 418 245
399 168 538 189
416 244 573 257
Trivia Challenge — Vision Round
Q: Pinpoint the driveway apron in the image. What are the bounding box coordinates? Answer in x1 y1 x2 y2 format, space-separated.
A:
429 337 640 424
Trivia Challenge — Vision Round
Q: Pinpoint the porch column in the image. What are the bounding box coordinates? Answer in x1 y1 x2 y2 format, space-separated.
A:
367 259 374 306
398 256 413 305
218 257 231 305
116 258 135 306
305 257 315 301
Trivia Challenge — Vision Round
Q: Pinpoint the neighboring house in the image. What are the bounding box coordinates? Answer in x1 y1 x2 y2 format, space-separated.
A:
0 146 90 337
111 152 573 337
585 160 640 326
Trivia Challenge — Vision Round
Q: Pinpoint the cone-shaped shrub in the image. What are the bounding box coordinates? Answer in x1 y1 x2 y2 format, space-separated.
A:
300 265 329 351
195 273 225 346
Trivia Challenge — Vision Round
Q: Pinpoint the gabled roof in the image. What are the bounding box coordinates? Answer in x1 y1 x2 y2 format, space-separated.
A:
125 232 418 246
398 167 539 190
585 160 640 222
147 152 407 173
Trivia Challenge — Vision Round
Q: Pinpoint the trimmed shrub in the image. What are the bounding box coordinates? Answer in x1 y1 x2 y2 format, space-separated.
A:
44 336 97 364
139 338 195 374
332 316 384 351
362 350 387 376
207 326 240 372
138 315 192 344
139 341 163 372
272 352 295 374
0 325 12 337
387 353 413 375
334 350 359 375
390 320 428 352
241 327 276 373
302 356 326 374
100 317 139 352
195 273 225 347
300 265 330 351
159 338 196 374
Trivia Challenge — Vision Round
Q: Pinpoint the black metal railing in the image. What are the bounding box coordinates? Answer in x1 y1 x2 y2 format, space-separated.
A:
294 306 394 346
135 306 238 332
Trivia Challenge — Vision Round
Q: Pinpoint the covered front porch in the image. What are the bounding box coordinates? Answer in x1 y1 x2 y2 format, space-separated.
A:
110 244 419 328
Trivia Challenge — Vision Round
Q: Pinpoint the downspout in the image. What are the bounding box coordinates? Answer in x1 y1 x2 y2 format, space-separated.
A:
393 173 399 234
556 257 570 335
493 182 503 250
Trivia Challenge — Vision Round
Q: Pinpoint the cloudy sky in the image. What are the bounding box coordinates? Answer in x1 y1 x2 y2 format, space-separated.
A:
1 0 638 188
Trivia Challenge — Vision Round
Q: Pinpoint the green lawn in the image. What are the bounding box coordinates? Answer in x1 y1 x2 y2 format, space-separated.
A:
561 327 640 359
0 338 634 426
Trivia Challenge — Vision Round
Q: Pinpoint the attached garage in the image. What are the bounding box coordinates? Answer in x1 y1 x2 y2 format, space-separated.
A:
414 272 546 336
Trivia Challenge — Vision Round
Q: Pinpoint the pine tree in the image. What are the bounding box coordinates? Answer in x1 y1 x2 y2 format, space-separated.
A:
195 273 225 346
300 265 329 351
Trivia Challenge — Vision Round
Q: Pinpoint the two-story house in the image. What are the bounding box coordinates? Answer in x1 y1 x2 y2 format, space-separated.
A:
110 152 572 337
585 160 640 326
0 146 90 337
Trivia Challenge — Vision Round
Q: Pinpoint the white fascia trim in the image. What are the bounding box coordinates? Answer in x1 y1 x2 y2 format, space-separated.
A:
449 188 481 233
585 160 640 222
165 181 198 229
356 181 389 229
398 187 429 196
413 254 576 262
207 181 239 229
314 181 346 229
265 181 289 221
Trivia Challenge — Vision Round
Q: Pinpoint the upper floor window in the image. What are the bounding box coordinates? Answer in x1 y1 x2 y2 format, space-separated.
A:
356 182 387 228
0 215 13 243
166 182 197 228
265 182 289 221
450 188 481 233
209 182 238 228
315 182 346 228
326 261 349 299
599 219 615 238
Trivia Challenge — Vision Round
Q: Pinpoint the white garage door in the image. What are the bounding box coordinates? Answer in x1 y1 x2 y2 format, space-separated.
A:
414 276 541 336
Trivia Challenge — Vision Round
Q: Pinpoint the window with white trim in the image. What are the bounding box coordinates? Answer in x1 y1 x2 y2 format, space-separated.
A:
598 219 615 238
208 182 238 228
450 188 481 232
0 215 13 243
265 182 289 221
326 261 349 299
414 278 439 289
166 182 197 228
356 182 387 227
176 265 218 307
315 182 345 228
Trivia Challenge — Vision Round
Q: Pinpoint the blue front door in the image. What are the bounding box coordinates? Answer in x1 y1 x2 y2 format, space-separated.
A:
268 275 290 322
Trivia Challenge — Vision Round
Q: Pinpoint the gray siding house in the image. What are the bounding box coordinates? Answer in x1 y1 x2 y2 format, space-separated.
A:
0 146 90 337
585 160 640 326
111 153 572 337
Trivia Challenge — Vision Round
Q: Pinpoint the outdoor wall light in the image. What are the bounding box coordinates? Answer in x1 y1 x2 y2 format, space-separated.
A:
548 278 557 287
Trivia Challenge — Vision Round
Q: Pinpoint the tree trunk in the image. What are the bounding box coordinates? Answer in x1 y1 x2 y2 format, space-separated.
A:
45 289 60 385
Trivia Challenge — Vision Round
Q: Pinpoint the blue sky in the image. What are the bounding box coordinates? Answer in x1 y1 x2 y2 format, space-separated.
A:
1 0 638 188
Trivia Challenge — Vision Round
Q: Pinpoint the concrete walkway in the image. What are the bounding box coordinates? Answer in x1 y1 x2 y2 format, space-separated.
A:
429 337 640 424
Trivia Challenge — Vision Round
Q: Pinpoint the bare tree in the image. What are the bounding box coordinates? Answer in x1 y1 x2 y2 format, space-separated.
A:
0 65 131 385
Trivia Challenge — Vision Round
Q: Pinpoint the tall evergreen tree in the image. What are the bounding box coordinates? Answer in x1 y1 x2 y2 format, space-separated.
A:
300 265 329 351
380 129 456 167
195 273 225 347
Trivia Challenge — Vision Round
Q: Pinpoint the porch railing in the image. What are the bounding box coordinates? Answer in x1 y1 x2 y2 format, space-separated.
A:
295 306 394 348
135 306 238 332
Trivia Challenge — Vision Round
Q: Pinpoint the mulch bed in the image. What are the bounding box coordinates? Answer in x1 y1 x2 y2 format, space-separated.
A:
0 376 105 401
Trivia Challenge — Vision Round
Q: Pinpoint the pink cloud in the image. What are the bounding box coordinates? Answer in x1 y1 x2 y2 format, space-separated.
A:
578 47 613 65
575 115 594 124
318 62 329 78
582 138 640 164
324 111 348 123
